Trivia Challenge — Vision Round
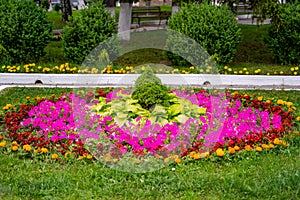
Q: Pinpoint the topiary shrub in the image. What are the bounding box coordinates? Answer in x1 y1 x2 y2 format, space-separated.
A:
0 0 52 64
134 66 162 88
167 3 241 66
63 1 117 64
132 67 169 110
267 2 300 65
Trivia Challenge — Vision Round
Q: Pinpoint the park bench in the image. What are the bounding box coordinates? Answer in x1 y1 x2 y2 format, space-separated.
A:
131 6 171 26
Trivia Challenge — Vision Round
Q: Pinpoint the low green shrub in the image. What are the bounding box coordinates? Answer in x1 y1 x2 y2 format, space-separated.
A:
0 0 52 64
134 66 162 88
63 1 117 64
167 3 241 66
267 2 300 65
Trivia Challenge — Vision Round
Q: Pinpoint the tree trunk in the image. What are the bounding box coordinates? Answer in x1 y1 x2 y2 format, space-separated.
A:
61 0 72 22
104 0 116 17
118 1 133 41
171 1 180 16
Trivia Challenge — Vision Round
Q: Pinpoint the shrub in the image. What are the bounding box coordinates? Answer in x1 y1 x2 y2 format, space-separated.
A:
132 83 170 110
63 1 117 64
268 2 300 65
167 3 241 66
134 66 162 88
0 0 52 64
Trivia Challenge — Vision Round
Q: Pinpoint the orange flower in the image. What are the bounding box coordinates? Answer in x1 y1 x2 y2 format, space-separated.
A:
256 146 262 152
11 141 19 146
216 148 225 157
52 154 59 159
0 135 3 140
41 147 48 153
22 144 32 152
228 147 235 154
245 145 252 151
64 151 72 157
12 146 18 151
189 151 196 157
269 144 275 149
273 138 280 145
175 158 181 164
0 141 6 147
234 146 240 151
193 153 201 160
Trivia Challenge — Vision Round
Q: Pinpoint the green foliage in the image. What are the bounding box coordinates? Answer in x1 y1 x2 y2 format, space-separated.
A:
62 1 117 64
0 0 52 64
134 66 162 88
267 2 300 65
167 3 241 66
53 3 61 12
132 83 170 110
41 0 50 10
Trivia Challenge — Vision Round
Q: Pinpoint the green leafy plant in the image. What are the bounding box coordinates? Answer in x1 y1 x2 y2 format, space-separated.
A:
267 2 300 65
167 3 241 66
134 66 162 88
62 1 117 64
0 0 52 64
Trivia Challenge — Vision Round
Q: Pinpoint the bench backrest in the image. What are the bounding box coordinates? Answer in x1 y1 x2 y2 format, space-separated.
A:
132 6 161 14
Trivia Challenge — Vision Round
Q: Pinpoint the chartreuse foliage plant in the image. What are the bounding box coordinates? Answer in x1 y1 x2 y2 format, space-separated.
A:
268 2 300 65
0 0 52 64
167 3 241 66
62 1 117 64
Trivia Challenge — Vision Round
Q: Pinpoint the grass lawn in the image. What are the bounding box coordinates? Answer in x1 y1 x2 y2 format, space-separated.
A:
0 87 299 199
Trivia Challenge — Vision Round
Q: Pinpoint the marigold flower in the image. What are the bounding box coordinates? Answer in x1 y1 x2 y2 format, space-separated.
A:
296 116 300 121
245 145 252 151
216 148 225 157
164 157 170 163
0 135 3 140
286 102 293 107
295 131 300 136
234 146 240 151
273 138 280 145
64 151 71 157
52 154 59 159
189 151 196 157
257 96 263 101
269 144 275 149
12 146 18 151
41 147 48 153
22 144 32 152
199 152 210 158
0 141 6 147
87 155 93 159
193 153 201 160
228 147 235 154
261 144 269 149
175 158 181 164
277 99 284 105
256 146 262 152
11 141 18 146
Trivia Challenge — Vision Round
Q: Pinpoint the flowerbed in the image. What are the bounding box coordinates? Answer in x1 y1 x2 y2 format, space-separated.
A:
1 88 299 167
0 63 299 75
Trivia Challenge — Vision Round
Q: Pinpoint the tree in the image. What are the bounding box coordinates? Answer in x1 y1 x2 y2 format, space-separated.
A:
104 0 116 17
61 0 72 22
118 0 134 40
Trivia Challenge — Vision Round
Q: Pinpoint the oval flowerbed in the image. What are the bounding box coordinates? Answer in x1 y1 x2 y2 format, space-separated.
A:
0 87 297 165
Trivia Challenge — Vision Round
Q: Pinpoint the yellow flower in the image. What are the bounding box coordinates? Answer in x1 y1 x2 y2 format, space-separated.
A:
164 157 170 163
281 141 289 146
175 158 181 164
190 66 195 70
199 152 210 158
22 144 32 152
52 154 59 159
193 153 201 160
262 144 269 149
296 116 300 121
273 138 280 145
0 141 6 147
216 148 225 157
224 66 228 70
257 96 263 101
41 147 48 153
295 66 299 70
277 99 284 105
245 145 252 151
12 146 18 151
228 147 235 154
243 68 247 71
290 67 295 71
286 102 293 107
269 144 275 149
64 151 72 157
11 141 18 146
295 131 300 136
87 155 93 159
294 72 298 75
256 146 262 152
234 146 240 151
189 151 196 157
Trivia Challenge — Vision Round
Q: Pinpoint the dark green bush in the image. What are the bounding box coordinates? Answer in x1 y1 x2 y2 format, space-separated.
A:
0 0 52 64
63 1 117 64
134 66 162 88
167 3 241 66
132 83 170 110
268 2 300 65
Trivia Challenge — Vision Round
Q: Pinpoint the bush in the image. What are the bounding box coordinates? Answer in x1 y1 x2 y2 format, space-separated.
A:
63 1 117 64
167 3 241 66
268 2 300 65
0 0 52 64
132 67 169 110
134 66 162 88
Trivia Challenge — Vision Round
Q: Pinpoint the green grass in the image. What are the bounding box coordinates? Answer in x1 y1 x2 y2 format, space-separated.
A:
0 87 299 199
